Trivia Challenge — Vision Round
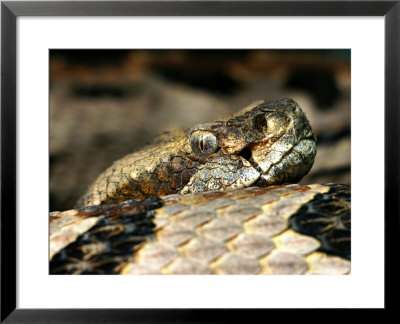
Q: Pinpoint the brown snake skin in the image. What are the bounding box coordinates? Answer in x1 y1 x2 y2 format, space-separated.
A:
50 99 351 275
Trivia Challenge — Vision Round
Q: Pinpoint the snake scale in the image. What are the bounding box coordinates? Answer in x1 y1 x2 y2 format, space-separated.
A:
50 99 351 275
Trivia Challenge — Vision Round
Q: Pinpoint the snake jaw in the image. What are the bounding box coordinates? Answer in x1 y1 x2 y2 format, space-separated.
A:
249 132 317 186
255 138 317 186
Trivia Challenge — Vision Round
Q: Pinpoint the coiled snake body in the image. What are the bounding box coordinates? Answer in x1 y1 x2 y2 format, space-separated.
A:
50 99 350 275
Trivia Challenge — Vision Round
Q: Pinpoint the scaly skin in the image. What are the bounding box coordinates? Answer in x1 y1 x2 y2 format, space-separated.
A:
50 184 351 275
76 98 317 208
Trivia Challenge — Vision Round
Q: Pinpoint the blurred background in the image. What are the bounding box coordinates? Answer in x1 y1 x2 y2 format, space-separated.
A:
50 49 350 211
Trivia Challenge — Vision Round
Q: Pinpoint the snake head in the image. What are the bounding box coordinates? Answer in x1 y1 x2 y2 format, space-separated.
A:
181 98 317 194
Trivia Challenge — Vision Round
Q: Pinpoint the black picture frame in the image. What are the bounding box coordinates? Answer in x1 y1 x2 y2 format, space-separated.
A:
1 0 398 322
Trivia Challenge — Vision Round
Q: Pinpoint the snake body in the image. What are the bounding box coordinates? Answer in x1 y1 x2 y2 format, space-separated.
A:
50 184 350 274
50 99 351 275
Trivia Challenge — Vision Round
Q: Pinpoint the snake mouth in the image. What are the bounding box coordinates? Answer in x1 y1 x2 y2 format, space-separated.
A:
235 132 317 188
242 137 317 187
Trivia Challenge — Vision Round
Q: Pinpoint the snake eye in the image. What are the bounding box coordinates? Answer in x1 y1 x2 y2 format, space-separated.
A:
190 131 219 156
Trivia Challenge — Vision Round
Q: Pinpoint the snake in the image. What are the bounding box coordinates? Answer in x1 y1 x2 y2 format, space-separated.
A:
50 98 351 275
76 98 317 207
